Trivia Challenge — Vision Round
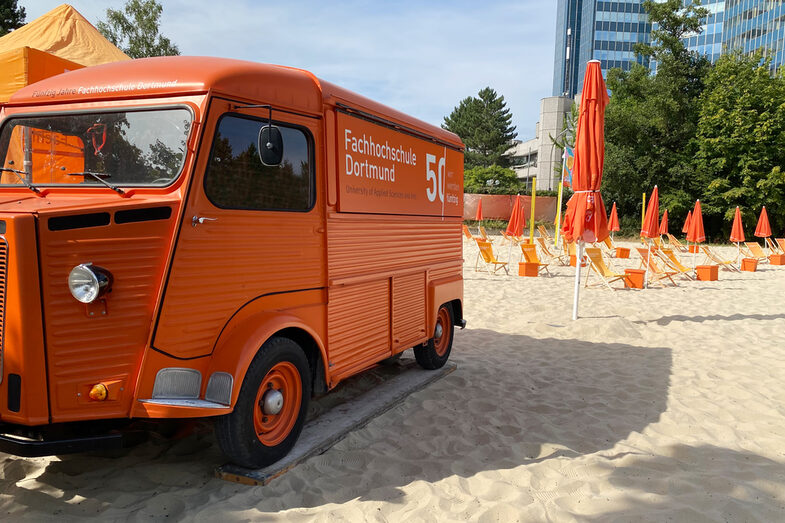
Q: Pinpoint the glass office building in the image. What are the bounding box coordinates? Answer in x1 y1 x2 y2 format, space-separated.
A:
713 1 784 69
553 0 651 98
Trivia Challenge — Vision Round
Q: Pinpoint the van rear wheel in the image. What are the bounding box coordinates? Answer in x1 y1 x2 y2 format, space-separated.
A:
215 337 310 468
414 304 454 370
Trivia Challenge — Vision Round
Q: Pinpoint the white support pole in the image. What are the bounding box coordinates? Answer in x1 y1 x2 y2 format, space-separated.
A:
572 241 584 320
644 241 651 289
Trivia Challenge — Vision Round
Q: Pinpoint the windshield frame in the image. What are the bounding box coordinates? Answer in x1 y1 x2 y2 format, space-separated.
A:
0 103 196 190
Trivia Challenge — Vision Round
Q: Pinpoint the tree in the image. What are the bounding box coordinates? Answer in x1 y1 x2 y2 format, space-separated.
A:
463 165 520 193
443 87 517 169
603 0 710 228
0 0 25 36
97 0 179 59
694 52 785 237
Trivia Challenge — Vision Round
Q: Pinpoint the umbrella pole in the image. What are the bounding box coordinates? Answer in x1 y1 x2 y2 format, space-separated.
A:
644 241 651 289
572 241 583 320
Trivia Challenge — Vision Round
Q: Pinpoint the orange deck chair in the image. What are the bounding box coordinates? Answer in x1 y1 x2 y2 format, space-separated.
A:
479 226 495 243
657 248 695 279
537 225 552 240
636 247 678 286
701 245 741 272
666 233 689 253
743 242 768 261
535 237 569 265
584 247 627 290
520 243 550 276
777 238 785 254
475 239 508 275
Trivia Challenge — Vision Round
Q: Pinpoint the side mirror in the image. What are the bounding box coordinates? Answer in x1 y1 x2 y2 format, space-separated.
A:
258 125 283 166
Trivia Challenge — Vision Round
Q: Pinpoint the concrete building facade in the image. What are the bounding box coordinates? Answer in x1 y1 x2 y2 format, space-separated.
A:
508 96 573 192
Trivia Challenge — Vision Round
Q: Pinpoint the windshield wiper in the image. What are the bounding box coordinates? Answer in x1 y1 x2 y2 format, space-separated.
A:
66 171 125 195
0 167 42 193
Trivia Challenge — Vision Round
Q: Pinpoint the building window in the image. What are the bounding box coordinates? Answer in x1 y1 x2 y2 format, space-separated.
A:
204 114 313 211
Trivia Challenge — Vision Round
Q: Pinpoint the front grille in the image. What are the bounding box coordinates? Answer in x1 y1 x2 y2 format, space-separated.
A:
0 239 7 384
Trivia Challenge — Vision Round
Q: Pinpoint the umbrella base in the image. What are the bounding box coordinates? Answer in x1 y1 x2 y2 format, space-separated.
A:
741 258 758 272
769 254 785 265
696 265 719 281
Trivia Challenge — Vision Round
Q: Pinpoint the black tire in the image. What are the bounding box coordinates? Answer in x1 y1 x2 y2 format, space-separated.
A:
215 336 311 468
414 304 454 370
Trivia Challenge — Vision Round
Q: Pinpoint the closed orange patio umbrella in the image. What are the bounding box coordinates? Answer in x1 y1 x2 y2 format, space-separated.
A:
505 195 524 263
562 60 610 319
755 206 771 239
687 200 705 267
640 186 660 288
608 202 620 241
659 209 669 236
730 206 745 266
682 210 692 235
475 198 483 222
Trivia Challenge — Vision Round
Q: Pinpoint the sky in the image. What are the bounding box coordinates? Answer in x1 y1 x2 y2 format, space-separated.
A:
20 1 557 141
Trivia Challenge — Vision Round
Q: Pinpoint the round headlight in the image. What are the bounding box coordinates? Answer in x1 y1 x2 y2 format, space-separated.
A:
68 263 112 304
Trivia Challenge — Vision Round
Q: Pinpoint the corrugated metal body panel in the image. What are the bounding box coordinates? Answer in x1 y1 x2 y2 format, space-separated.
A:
392 272 426 348
154 213 326 359
327 279 389 382
326 213 462 280
0 239 7 381
39 215 176 421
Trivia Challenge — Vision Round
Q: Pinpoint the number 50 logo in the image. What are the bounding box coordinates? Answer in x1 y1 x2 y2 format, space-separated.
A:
426 154 446 203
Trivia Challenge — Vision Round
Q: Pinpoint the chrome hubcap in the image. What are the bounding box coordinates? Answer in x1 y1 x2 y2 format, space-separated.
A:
262 389 284 415
435 323 443 339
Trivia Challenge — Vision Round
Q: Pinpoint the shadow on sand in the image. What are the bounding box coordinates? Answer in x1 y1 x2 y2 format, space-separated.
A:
2 328 674 516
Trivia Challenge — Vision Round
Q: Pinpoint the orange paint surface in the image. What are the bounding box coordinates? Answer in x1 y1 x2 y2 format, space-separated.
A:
0 57 464 431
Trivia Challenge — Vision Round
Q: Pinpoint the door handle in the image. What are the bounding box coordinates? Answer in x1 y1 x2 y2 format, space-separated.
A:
192 215 217 227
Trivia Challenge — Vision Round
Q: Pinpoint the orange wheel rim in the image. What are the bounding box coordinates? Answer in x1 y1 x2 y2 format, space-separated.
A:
253 361 302 447
433 307 451 357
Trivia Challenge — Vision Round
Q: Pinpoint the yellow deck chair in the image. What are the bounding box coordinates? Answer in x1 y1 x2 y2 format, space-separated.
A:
584 247 627 290
475 240 508 275
653 236 663 249
636 247 678 286
657 248 695 279
520 243 550 276
535 237 569 265
666 233 689 253
537 225 552 240
744 242 768 261
764 237 783 254
702 245 741 272
500 231 523 245
462 224 479 241
777 238 785 254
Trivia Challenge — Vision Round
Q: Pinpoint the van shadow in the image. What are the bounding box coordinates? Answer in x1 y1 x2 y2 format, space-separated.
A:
0 329 672 517
584 444 785 521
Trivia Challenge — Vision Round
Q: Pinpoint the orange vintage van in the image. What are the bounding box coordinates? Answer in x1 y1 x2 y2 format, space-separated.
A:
0 57 464 467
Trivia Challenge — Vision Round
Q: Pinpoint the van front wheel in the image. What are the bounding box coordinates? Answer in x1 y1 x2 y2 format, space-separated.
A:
215 337 311 468
414 304 454 370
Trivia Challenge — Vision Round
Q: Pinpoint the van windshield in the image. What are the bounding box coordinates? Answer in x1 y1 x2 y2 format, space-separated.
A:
0 108 192 187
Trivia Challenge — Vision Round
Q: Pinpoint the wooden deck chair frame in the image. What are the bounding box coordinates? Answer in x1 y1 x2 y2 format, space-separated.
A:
584 247 627 290
701 245 741 272
764 237 783 255
537 225 552 240
743 242 768 261
520 243 550 276
475 239 508 275
535 236 569 265
656 248 695 280
666 233 689 253
636 247 678 286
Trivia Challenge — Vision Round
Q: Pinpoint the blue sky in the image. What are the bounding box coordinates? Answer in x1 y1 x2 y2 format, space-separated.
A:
22 1 556 140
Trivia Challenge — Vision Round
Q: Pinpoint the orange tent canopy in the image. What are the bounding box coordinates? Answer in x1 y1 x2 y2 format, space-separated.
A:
0 4 130 102
730 206 745 243
641 186 660 239
754 206 772 238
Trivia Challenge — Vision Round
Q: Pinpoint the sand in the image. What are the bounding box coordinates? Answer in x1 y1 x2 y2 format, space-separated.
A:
2 238 785 521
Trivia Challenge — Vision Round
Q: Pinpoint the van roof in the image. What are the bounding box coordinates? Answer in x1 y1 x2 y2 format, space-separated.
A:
7 56 463 148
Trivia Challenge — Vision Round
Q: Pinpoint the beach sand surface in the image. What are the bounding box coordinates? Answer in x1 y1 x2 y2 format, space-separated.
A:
2 239 784 521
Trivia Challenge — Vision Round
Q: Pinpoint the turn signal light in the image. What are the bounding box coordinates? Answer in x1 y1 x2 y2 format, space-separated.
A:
89 383 108 401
